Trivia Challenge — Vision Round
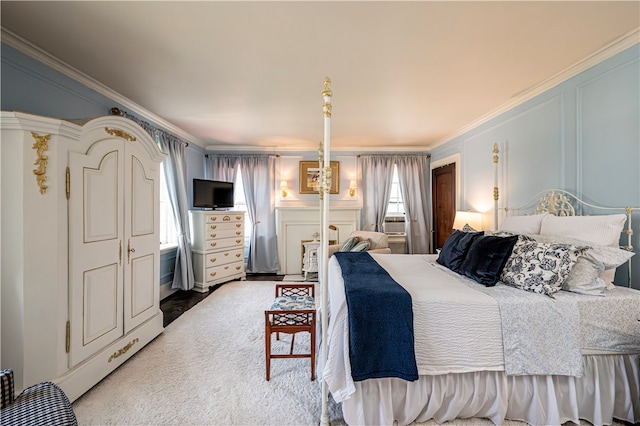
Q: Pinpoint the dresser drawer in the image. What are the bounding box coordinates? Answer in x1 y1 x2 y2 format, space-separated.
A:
203 236 244 251
204 221 244 233
205 213 244 224
204 227 244 241
205 248 244 267
205 260 245 283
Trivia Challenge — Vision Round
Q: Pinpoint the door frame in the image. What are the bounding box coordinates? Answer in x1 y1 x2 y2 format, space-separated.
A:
430 154 461 249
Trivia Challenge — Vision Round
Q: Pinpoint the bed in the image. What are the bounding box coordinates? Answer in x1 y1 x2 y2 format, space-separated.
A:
320 191 640 426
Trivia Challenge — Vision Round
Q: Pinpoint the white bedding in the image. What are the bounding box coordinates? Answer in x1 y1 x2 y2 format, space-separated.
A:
322 254 504 402
322 253 640 423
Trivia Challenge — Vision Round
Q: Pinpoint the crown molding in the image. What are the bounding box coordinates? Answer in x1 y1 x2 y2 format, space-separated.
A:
430 27 640 150
205 144 430 153
1 27 206 148
4 25 637 153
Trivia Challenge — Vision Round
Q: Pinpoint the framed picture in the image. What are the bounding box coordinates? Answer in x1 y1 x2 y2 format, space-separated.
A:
299 161 339 194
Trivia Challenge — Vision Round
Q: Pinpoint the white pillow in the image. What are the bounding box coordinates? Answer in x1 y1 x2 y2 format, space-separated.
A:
499 213 548 234
539 214 626 247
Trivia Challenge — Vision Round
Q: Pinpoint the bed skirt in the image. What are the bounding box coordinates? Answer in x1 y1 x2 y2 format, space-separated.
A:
341 354 640 426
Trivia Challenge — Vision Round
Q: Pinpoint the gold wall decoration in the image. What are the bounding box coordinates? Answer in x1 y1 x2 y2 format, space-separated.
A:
31 132 51 194
105 127 136 142
107 338 139 362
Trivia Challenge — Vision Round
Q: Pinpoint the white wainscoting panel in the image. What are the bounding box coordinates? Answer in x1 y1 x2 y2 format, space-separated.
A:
276 207 360 275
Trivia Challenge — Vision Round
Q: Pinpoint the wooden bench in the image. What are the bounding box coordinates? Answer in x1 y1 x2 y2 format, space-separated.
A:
264 284 316 381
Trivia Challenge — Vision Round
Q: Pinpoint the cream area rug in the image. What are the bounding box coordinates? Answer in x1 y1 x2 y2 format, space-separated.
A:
72 280 617 426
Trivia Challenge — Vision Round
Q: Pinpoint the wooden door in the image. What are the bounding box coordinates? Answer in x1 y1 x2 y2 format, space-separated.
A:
432 163 456 250
69 140 125 366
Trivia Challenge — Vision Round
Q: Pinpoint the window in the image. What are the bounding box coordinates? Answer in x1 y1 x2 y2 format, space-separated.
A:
386 165 405 217
159 164 178 249
233 167 252 257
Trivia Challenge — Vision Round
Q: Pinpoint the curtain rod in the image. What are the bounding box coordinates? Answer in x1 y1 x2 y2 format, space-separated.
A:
357 153 431 158
110 107 189 147
205 153 279 158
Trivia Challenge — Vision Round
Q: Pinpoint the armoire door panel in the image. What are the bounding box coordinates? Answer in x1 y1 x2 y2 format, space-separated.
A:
130 155 155 237
83 150 120 243
83 263 120 345
69 140 125 367
129 253 156 317
123 147 160 333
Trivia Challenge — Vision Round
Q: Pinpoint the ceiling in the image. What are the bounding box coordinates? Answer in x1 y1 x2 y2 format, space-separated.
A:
2 1 638 151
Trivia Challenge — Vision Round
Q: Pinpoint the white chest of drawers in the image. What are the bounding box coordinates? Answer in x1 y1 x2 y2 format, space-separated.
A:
190 210 246 292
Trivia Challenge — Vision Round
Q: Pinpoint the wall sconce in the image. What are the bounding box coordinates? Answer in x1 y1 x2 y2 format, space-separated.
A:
452 210 483 232
349 179 357 197
280 180 288 198
328 224 339 243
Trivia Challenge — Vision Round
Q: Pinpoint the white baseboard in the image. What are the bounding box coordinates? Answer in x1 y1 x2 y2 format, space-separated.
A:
160 282 177 300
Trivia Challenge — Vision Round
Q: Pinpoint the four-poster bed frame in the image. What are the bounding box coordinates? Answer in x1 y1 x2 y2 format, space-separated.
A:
316 80 638 426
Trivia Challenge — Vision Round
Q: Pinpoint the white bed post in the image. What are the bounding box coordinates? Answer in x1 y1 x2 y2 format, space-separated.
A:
320 77 332 426
493 143 499 230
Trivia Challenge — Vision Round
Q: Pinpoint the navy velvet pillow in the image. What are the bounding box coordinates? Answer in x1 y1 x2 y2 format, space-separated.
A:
436 230 484 272
459 234 519 286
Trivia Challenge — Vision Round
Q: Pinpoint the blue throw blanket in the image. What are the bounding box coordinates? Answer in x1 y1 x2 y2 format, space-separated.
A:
334 252 418 382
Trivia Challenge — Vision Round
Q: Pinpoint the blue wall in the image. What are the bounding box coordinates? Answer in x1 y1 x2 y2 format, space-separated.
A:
2 42 208 294
3 41 639 289
431 44 640 289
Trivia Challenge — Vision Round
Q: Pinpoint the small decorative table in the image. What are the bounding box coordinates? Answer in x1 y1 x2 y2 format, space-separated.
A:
302 240 320 281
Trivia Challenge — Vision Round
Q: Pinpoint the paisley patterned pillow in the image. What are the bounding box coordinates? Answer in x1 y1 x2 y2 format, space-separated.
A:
500 236 588 297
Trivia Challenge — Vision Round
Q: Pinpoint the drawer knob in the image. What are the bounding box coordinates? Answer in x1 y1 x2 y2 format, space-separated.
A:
236 231 241 235
224 253 229 256
210 225 217 230
210 242 217 247
210 217 217 221
210 258 217 263
236 266 241 270
210 271 217 277
236 239 242 243
223 216 231 221
236 216 242 220
210 233 217 238
236 253 241 257
236 224 241 228
224 266 229 270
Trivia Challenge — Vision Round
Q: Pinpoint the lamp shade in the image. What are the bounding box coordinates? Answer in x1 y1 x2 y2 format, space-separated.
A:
452 210 483 231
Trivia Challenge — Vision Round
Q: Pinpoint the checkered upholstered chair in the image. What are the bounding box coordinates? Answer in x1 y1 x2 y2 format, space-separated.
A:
1 369 77 425
264 283 316 381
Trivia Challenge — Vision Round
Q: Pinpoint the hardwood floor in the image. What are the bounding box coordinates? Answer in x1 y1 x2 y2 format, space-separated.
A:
160 274 284 327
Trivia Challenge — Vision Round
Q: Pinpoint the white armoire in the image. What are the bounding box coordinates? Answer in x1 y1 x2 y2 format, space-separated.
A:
1 111 167 401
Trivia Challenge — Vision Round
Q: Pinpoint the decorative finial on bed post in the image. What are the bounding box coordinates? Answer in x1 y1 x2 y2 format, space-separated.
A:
323 77 332 118
493 143 499 230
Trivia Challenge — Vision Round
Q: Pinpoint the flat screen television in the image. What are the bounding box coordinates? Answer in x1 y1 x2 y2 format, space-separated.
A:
193 178 235 209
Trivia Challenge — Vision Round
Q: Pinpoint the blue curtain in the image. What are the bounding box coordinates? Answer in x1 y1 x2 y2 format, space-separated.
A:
156 134 195 291
205 155 239 182
115 108 194 290
396 155 431 254
240 155 279 273
360 155 395 231
205 154 279 273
